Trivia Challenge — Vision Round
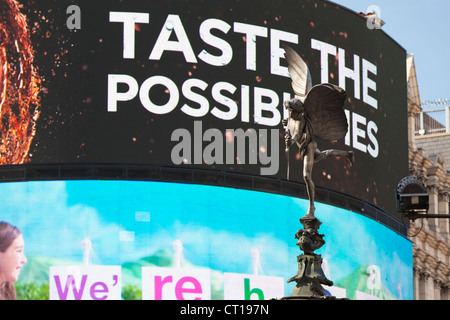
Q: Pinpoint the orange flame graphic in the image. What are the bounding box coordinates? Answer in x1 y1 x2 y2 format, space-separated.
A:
0 0 41 165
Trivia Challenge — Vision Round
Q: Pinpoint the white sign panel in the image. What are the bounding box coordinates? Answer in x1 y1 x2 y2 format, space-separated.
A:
223 273 284 300
49 266 121 300
142 267 211 300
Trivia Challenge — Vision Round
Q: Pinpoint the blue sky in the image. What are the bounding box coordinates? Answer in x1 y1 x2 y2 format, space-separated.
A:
333 0 450 108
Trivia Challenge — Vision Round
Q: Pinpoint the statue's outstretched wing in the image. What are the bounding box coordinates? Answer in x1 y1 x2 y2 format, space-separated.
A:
284 46 347 141
284 46 312 101
303 84 348 141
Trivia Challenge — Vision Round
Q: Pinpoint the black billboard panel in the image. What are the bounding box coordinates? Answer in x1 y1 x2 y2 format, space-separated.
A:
1 0 408 215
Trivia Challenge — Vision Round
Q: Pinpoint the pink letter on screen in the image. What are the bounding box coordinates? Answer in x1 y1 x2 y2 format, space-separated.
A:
53 275 88 300
175 276 202 300
154 275 173 300
90 282 109 300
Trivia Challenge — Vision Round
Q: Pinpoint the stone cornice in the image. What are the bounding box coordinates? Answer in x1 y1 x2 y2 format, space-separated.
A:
413 247 449 281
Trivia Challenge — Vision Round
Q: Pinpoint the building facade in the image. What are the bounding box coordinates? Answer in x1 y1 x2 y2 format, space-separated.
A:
407 54 450 300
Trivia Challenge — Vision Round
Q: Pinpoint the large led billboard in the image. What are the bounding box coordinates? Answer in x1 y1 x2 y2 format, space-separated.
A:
1 0 408 216
2 180 413 300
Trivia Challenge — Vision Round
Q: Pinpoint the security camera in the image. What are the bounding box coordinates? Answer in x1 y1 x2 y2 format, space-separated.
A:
395 176 429 213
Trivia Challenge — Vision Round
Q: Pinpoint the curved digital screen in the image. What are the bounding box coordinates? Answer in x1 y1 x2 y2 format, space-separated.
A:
1 0 408 216
2 180 413 300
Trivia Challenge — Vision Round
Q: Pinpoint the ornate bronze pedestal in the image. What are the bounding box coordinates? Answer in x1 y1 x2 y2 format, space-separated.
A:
281 214 340 300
